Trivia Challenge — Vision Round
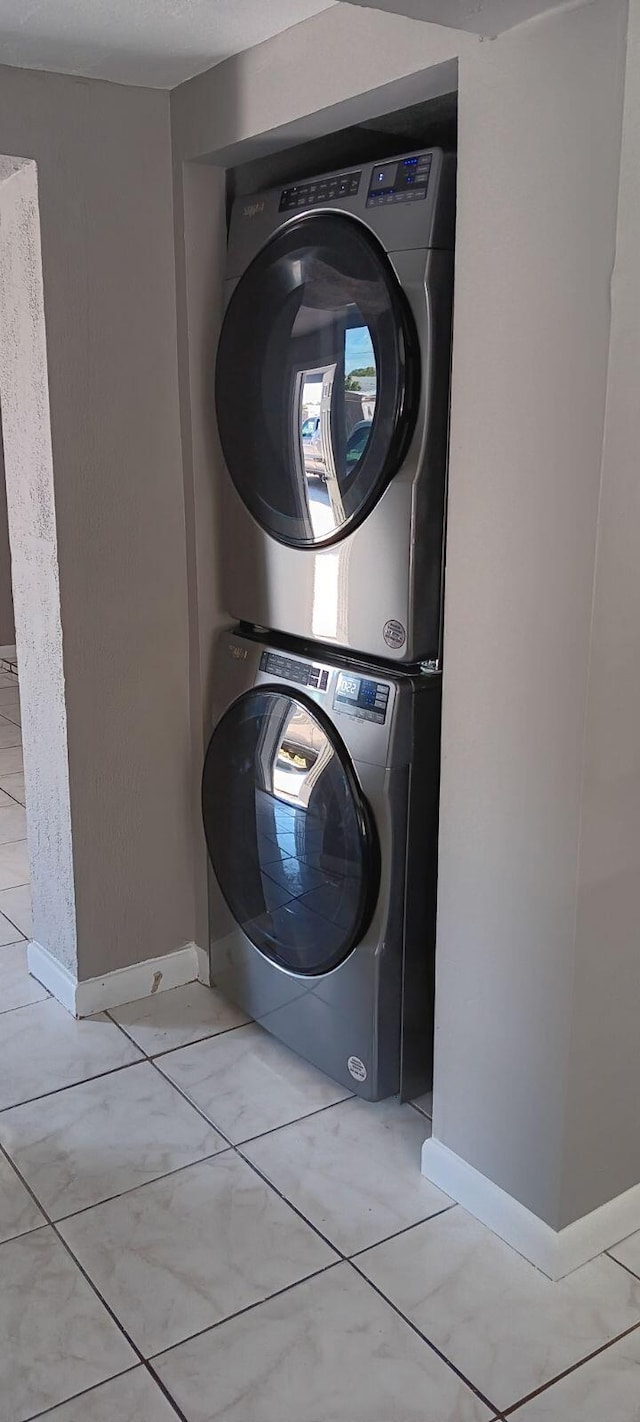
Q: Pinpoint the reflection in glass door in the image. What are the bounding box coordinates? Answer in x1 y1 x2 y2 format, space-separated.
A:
215 213 418 548
202 688 380 976
292 321 378 542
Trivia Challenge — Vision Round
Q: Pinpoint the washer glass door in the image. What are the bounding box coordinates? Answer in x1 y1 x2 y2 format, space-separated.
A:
215 212 419 548
202 687 380 975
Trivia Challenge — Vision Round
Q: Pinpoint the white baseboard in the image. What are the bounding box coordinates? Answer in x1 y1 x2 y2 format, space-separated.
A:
195 943 211 985
28 941 204 1017
422 1137 640 1280
27 942 78 1015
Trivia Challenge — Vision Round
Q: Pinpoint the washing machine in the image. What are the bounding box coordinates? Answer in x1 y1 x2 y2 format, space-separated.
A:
202 627 442 1100
215 146 455 666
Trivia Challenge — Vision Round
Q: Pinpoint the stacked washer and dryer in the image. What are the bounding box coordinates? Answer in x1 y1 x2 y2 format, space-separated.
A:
202 147 455 1101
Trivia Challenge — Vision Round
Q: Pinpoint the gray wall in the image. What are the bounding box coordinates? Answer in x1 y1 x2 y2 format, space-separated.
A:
0 434 15 646
431 0 629 1229
0 66 194 978
561 0 640 1226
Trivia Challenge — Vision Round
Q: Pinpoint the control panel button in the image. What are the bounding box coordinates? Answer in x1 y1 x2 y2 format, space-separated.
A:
366 152 432 209
259 651 327 691
333 673 390 724
279 171 362 212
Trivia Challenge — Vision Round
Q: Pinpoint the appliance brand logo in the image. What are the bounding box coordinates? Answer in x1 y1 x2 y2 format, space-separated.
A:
243 200 265 219
383 619 406 650
229 643 247 660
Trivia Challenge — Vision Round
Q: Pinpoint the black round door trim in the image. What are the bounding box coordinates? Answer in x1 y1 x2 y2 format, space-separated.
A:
201 685 381 976
215 212 421 550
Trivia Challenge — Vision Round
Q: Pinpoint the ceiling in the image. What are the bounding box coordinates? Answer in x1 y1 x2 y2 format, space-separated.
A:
0 0 337 89
344 0 571 35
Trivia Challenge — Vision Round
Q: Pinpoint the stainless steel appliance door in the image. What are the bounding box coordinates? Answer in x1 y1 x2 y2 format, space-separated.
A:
215 212 419 549
202 686 380 976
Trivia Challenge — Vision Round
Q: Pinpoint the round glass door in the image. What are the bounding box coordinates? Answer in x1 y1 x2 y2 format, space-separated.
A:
215 213 419 548
202 688 380 975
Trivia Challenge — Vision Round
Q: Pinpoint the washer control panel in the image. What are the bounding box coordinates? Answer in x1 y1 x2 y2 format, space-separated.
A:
279 170 361 212
333 672 390 724
367 153 432 208
260 651 329 692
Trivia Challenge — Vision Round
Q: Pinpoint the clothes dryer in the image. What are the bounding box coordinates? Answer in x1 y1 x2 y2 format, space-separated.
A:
202 628 441 1100
215 148 454 665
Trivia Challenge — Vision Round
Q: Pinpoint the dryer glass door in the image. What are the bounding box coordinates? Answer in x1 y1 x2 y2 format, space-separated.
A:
215 213 419 548
202 687 380 975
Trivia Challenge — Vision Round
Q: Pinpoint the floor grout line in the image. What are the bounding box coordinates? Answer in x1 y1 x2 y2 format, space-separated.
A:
347 1202 458 1260
0 917 29 938
0 1051 455 1288
502 1315 640 1415
605 1249 640 1283
104 1010 253 1061
147 1258 344 1366
0 996 50 1018
347 1254 506 1418
0 894 31 938
232 1090 355 1146
0 1058 145 1116
234 1140 347 1259
22 1364 142 1422
0 1138 189 1421
32 1143 235 1227
151 1055 376 1163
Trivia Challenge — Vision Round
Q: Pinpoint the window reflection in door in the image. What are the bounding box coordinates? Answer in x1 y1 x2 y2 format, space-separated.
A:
293 313 377 541
255 698 334 811
203 687 379 974
235 692 369 971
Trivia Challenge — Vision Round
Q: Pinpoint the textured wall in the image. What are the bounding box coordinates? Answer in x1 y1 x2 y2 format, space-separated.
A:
0 434 15 646
0 68 193 979
0 159 77 973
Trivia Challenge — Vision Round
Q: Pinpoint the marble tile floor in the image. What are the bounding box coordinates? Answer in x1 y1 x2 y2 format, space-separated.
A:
2 973 640 1420
2 682 640 1416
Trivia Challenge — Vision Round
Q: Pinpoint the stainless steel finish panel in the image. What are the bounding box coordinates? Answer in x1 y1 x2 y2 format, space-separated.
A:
218 246 453 663
214 630 412 767
226 148 453 277
208 757 408 1101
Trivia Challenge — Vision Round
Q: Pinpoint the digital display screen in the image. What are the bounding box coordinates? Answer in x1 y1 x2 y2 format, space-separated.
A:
367 153 432 208
371 163 398 192
336 674 361 701
334 674 390 724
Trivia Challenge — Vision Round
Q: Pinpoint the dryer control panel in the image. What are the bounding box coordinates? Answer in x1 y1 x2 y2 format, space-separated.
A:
259 650 328 691
367 153 432 208
279 170 361 212
333 672 390 724
258 651 390 725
